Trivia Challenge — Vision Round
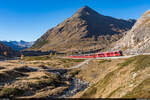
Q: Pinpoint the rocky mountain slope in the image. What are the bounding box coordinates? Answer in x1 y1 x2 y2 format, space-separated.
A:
111 10 150 54
1 40 34 51
0 42 19 57
30 6 135 52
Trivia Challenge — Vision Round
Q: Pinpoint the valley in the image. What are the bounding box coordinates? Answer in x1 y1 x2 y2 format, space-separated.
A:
0 2 150 99
0 54 150 98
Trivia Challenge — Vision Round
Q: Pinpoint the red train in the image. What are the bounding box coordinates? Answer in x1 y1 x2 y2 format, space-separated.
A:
68 51 123 58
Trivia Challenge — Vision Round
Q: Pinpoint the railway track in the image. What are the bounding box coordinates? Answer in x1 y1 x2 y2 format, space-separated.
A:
66 53 150 69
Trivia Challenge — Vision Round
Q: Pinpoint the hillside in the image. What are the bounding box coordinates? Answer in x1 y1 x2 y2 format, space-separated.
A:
111 10 150 54
71 55 150 98
0 42 19 57
0 56 87 99
30 6 135 52
1 55 150 98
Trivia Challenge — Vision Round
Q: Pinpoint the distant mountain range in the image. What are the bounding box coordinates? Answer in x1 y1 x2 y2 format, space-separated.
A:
0 42 19 57
30 6 136 52
1 40 34 51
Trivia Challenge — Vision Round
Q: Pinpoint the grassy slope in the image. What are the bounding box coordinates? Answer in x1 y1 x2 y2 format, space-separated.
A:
78 55 150 98
1 55 150 98
22 56 85 68
123 77 150 98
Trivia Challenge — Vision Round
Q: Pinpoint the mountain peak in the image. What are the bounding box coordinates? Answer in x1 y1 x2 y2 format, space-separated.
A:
31 6 135 52
77 6 96 13
74 6 101 18
80 6 91 10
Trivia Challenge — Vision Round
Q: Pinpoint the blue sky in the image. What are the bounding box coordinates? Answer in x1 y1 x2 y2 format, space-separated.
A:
0 0 150 41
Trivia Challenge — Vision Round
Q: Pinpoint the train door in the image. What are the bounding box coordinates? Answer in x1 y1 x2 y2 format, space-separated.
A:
119 51 123 56
115 51 120 56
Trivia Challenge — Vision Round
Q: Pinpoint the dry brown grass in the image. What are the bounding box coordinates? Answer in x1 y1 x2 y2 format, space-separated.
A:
1 55 150 98
76 59 124 83
0 59 73 98
77 55 150 98
20 56 84 68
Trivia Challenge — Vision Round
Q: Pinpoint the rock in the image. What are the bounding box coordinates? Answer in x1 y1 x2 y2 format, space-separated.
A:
112 10 150 54
129 83 134 87
59 78 89 98
120 92 126 97
132 73 137 79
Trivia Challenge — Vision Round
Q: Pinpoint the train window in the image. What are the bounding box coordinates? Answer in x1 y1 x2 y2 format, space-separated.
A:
98 54 102 56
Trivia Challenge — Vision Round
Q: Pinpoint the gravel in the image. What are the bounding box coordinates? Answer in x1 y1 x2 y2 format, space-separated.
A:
59 78 89 98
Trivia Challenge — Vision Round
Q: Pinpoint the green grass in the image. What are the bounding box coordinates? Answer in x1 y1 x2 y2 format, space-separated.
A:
132 55 150 72
117 55 150 72
81 56 139 98
81 70 116 98
118 57 135 69
98 60 111 65
81 55 150 98
61 59 85 63
100 70 115 87
0 88 25 97
107 86 122 98
123 77 150 98
23 56 51 61
23 56 84 62
82 86 97 97
61 59 85 68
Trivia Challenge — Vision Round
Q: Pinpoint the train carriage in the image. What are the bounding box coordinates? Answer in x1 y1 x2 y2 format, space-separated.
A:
68 50 123 58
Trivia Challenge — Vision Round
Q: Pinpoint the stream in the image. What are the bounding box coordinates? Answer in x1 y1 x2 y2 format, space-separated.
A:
59 78 89 98
44 67 89 98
